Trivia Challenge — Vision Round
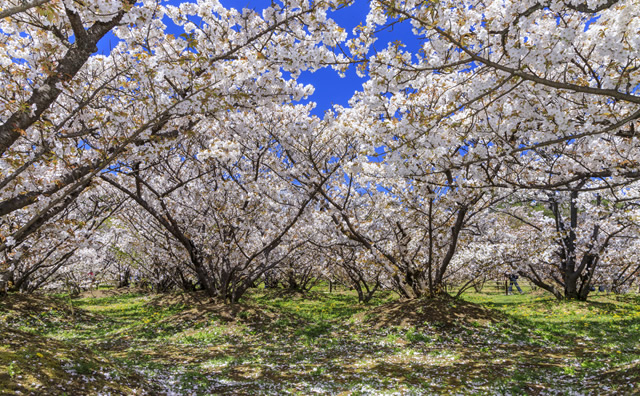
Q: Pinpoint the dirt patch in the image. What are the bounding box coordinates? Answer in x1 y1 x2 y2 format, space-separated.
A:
162 303 274 325
145 290 211 307
77 286 148 299
357 295 505 330
144 291 294 328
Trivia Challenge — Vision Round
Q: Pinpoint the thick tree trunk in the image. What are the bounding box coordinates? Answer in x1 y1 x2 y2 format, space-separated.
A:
117 269 131 288
192 253 216 298
0 270 11 296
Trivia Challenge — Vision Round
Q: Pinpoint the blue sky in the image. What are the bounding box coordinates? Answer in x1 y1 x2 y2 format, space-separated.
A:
97 0 418 117
219 0 418 116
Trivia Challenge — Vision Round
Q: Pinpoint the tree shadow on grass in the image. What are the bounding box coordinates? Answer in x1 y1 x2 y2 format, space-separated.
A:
0 326 147 395
161 340 594 394
0 292 77 317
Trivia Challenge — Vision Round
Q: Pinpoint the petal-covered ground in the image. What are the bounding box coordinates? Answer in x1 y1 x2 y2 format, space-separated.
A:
1 287 639 395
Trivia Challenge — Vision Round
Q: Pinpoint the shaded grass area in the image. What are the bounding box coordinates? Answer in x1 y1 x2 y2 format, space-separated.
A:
1 287 639 394
0 293 150 394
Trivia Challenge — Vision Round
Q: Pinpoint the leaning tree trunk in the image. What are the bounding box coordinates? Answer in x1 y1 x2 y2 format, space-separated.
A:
431 205 468 297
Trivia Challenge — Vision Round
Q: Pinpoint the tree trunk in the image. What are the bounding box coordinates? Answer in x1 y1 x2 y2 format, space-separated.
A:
117 268 131 288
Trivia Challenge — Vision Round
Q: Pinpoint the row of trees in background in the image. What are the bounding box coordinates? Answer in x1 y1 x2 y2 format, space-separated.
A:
1 0 639 301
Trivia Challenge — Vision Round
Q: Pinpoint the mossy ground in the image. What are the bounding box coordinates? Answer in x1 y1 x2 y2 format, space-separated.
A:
1 284 639 395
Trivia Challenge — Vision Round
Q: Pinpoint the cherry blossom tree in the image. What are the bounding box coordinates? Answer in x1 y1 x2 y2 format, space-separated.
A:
318 170 509 298
307 105 510 298
101 103 352 302
325 245 384 303
334 0 640 299
0 0 350 286
483 180 640 300
4 181 126 293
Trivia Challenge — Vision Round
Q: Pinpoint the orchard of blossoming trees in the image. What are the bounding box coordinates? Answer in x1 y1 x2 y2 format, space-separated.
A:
1 0 639 302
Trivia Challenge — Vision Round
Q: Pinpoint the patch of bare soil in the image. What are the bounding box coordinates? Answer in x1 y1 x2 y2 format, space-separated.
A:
163 303 276 326
358 295 505 330
146 291 300 328
145 289 210 307
77 286 148 299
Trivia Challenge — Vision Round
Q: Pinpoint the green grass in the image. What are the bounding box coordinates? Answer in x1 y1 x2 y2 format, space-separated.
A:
1 287 639 394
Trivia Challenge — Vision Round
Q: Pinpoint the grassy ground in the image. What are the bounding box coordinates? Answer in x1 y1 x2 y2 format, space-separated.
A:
1 285 639 395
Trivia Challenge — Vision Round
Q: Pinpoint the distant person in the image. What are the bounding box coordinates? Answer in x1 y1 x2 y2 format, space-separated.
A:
506 273 523 295
89 271 97 289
